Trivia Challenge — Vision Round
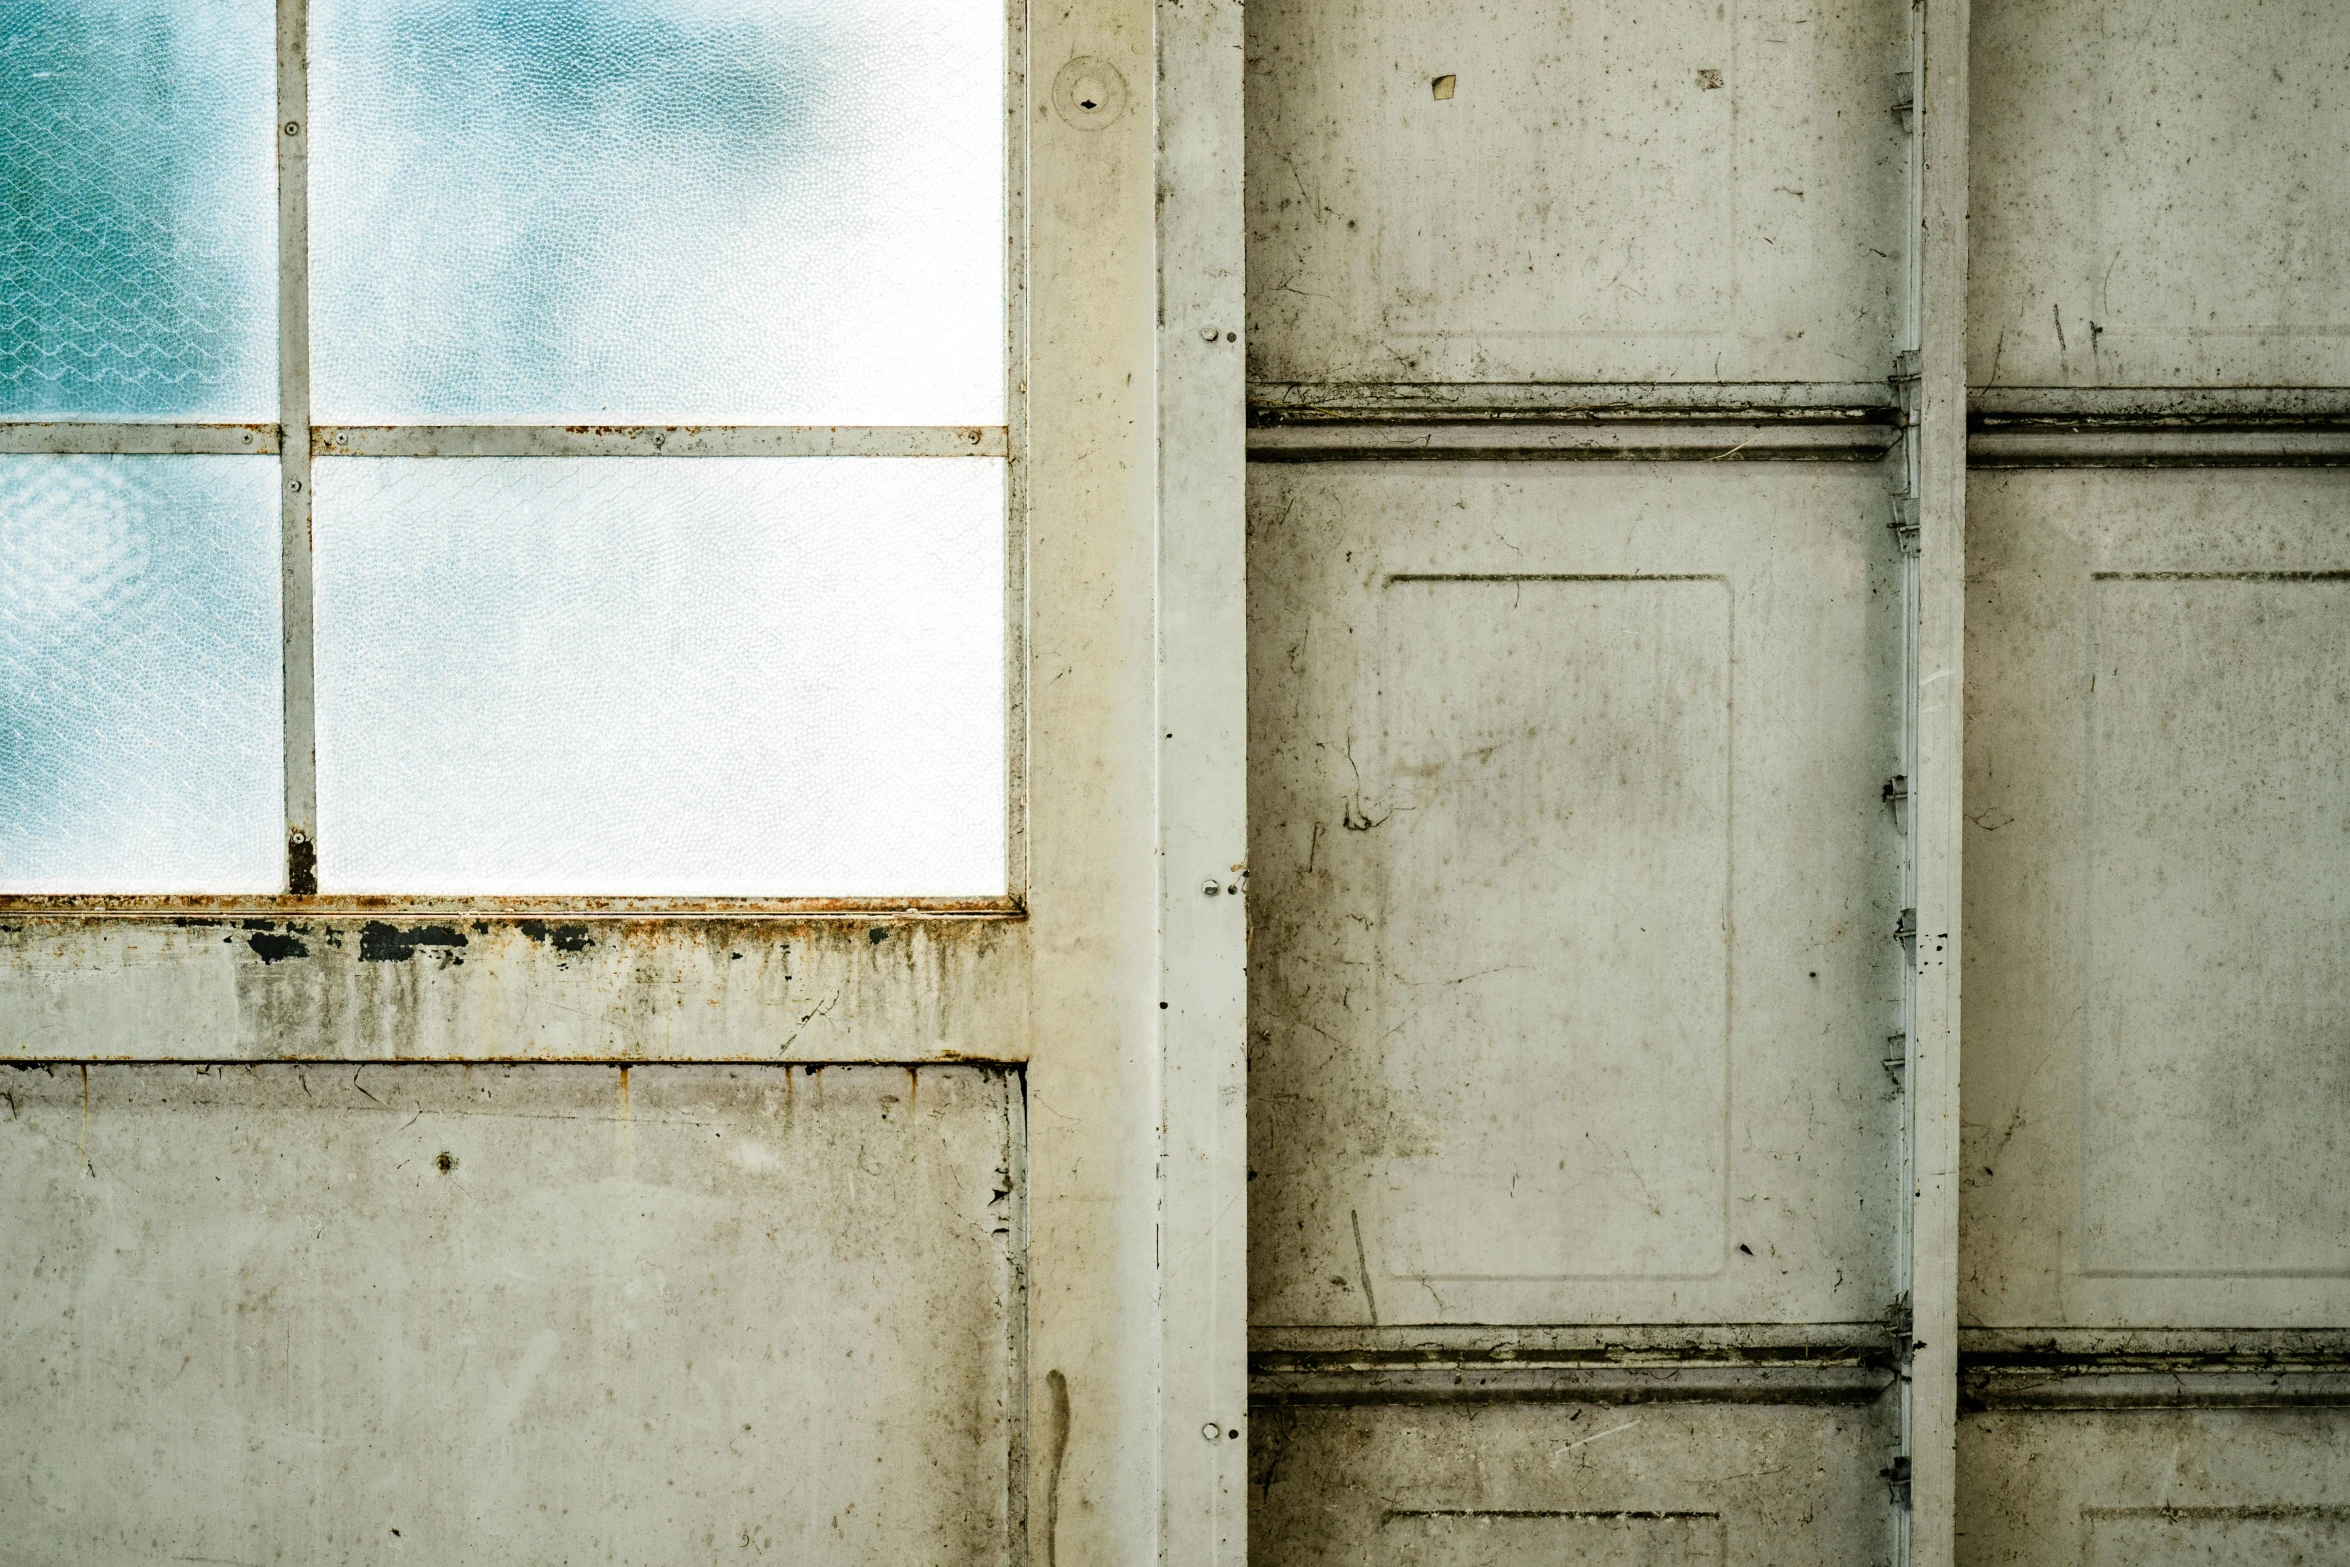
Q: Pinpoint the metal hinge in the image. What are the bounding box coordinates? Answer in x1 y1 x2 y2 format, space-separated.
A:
1890 71 1915 129
1881 774 1908 808
1883 1033 1908 1087
1894 907 1917 955
1881 1455 1913 1509
1889 348 1922 384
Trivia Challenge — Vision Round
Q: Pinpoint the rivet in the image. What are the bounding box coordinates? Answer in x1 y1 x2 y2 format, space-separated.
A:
1199 326 1220 342
1201 1422 1221 1442
1201 879 1221 897
283 121 300 136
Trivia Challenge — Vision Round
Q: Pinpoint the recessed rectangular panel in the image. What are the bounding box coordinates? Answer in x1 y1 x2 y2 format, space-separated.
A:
1248 465 1898 1327
0 1063 1016 1564
1375 576 1730 1281
1381 1511 1725 1567
1964 471 2350 1328
311 457 1006 896
0 0 278 419
2082 576 2350 1277
1971 0 2350 385
308 0 1004 424
0 455 283 892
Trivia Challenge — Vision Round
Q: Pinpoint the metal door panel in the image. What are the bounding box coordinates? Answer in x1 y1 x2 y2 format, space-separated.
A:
1970 0 2350 389
1963 469 2350 1328
1248 461 1901 1327
1244 0 1905 387
0 1063 1017 1564
1251 1401 1897 1567
1958 1411 2350 1567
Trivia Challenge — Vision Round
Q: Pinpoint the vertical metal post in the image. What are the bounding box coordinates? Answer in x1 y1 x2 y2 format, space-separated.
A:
276 0 317 893
1907 0 1969 1560
1155 0 1248 1561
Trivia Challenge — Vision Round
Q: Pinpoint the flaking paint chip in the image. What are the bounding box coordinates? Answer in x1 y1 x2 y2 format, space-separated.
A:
1697 68 1724 89
1431 73 1456 100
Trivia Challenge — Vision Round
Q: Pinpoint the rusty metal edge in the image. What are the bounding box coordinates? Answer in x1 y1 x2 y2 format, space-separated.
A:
0 896 1025 921
312 425 1009 458
0 424 279 454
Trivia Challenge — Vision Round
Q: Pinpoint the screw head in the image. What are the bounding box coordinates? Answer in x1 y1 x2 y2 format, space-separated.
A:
1201 878 1221 897
1201 1422 1221 1442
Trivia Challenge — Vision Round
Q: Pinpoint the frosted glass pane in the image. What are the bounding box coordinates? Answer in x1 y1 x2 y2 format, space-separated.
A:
0 456 283 892
312 457 1005 895
0 2 277 420
309 0 1004 425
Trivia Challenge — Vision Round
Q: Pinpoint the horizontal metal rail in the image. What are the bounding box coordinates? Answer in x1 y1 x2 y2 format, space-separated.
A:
1969 427 2350 466
1252 1362 1897 1406
1960 1330 2350 1410
1250 420 1898 462
1252 380 1898 420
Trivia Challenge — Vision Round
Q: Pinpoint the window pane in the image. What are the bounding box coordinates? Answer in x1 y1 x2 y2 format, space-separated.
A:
308 0 1005 425
0 456 283 892
0 0 278 420
311 457 1006 895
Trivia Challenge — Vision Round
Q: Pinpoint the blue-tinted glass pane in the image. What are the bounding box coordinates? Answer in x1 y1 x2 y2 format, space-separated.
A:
312 456 1005 896
309 0 1004 425
0 455 282 891
0 2 278 420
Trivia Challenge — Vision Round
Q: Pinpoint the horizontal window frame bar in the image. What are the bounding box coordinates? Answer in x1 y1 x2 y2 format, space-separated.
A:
0 894 1024 921
0 424 279 455
0 424 1008 459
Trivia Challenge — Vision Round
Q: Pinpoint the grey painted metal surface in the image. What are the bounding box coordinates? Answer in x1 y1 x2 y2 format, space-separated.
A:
1247 460 1903 1331
1970 0 2350 390
1958 1412 2350 1567
1244 0 1907 387
0 1063 1019 1563
1251 1402 1899 1566
1962 470 2350 1330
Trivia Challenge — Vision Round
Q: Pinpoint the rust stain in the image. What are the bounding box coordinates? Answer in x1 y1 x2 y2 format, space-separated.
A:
0 894 1024 921
1042 1369 1071 1567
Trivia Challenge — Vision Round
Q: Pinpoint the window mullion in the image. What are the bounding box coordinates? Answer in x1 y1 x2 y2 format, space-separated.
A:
277 0 318 894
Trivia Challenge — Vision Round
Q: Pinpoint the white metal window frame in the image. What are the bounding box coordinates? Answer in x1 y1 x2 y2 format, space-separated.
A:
0 0 1031 917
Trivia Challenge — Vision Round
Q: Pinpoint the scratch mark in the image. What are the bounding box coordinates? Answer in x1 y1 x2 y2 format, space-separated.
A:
1552 1417 1644 1456
1350 1208 1381 1326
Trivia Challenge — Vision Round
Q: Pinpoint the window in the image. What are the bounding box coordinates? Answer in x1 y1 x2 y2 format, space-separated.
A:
2 0 1013 900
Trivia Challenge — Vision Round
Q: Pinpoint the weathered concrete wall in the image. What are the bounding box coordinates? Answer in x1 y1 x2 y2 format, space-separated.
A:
0 1063 1018 1563
0 918 1027 1062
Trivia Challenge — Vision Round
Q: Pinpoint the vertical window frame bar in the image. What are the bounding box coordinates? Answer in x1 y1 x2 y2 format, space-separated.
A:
276 0 318 893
